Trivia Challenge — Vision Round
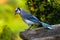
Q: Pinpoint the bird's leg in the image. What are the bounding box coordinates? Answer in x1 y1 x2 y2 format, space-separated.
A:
27 25 32 30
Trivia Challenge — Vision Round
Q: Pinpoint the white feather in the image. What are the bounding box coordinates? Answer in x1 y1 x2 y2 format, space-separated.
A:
24 19 35 24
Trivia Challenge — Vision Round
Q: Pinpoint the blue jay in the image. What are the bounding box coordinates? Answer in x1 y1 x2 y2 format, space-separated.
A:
15 8 53 30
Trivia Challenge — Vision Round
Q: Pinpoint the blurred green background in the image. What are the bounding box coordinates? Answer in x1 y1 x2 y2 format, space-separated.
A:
0 0 28 40
0 0 60 40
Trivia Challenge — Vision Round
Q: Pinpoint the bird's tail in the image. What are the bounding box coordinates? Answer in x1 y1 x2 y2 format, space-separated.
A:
40 22 53 29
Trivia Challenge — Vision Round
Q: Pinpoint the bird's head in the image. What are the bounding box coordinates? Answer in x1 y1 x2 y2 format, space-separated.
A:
15 8 21 15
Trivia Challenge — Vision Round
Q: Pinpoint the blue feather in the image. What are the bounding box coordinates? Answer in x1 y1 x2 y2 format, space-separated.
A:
41 22 53 29
21 9 40 23
16 8 53 29
27 16 40 23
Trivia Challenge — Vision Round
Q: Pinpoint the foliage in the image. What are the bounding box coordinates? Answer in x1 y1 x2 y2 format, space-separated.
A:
0 26 16 40
26 0 60 24
0 0 28 40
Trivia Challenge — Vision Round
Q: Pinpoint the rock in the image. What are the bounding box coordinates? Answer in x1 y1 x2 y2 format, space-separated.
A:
19 24 60 40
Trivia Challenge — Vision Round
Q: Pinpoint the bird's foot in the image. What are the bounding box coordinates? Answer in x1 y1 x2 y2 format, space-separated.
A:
25 29 30 31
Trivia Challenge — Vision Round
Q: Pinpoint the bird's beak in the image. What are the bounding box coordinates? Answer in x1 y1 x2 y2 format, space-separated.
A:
15 13 19 15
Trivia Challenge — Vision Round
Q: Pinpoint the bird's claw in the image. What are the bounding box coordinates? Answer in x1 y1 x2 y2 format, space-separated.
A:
25 29 30 31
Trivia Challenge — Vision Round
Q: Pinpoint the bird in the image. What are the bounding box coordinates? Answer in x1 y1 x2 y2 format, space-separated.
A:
15 8 53 30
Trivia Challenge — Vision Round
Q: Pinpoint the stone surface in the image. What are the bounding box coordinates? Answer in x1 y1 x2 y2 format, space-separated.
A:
19 25 60 40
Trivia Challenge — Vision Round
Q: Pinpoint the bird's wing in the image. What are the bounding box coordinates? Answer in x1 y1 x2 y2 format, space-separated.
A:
21 9 40 23
27 16 40 23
